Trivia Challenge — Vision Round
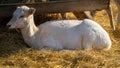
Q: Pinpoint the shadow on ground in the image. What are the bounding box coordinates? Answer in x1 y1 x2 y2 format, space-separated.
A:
0 25 29 57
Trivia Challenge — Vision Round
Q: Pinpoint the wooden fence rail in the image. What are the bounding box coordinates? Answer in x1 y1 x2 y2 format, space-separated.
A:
0 0 109 17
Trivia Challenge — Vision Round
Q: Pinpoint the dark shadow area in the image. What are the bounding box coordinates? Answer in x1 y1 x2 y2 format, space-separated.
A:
0 25 29 57
0 17 11 25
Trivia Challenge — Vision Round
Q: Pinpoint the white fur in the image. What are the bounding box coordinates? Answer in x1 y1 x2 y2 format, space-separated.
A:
7 6 112 50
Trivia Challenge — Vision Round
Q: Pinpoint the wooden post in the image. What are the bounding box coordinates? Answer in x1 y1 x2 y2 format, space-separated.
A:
106 5 115 30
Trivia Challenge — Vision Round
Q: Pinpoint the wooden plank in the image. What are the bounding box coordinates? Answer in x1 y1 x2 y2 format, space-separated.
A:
0 0 110 17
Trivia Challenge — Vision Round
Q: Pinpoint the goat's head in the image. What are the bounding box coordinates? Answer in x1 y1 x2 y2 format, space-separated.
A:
7 6 36 29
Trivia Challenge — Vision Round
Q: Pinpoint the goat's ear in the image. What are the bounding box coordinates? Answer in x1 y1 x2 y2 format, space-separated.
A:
29 7 36 15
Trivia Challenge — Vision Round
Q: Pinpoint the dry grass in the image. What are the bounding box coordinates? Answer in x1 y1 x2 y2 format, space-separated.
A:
0 2 120 68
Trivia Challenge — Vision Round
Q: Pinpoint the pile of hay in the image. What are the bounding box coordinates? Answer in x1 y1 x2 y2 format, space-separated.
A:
0 2 120 68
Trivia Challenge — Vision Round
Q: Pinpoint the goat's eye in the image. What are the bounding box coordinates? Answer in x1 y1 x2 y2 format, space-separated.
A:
19 15 25 18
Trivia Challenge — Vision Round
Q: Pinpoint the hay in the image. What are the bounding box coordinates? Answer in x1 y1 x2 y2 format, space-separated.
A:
0 26 27 57
0 2 120 68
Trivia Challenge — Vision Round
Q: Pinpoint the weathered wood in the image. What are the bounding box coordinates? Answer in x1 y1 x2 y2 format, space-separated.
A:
106 6 115 30
0 0 110 17
114 0 120 25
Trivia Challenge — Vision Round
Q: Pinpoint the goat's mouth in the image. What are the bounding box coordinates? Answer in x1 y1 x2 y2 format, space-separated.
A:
7 25 25 29
7 25 11 28
9 27 14 29
7 23 16 29
7 25 12 29
7 24 15 29
7 23 11 28
8 26 14 29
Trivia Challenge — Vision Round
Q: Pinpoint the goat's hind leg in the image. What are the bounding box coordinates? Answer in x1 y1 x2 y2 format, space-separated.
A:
82 36 93 50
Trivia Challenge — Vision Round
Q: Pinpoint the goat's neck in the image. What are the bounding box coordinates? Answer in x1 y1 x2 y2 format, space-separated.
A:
21 15 39 39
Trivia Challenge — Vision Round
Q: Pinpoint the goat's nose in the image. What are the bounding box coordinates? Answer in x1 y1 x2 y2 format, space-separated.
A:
7 25 11 27
7 24 11 27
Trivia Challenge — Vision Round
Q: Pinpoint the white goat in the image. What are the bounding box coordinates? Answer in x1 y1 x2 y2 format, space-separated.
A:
7 6 112 50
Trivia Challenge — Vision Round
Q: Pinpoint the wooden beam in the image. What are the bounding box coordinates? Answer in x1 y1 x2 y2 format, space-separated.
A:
0 0 109 17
